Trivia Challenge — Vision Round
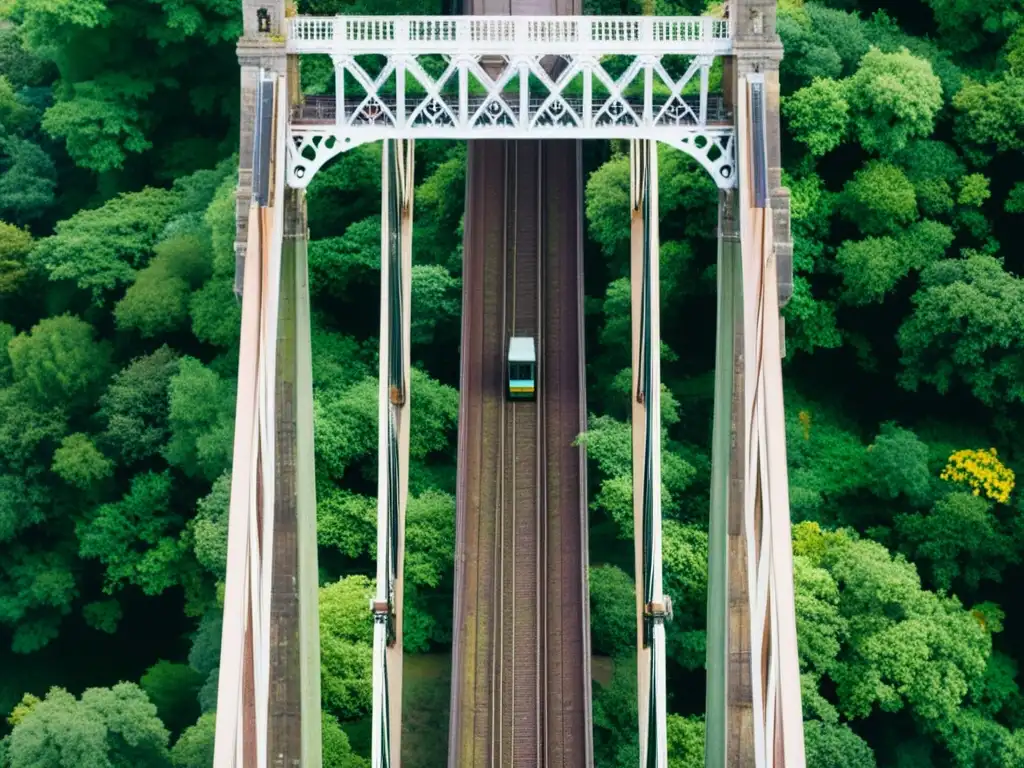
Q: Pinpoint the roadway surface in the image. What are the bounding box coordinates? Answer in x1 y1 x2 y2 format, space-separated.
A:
448 134 590 765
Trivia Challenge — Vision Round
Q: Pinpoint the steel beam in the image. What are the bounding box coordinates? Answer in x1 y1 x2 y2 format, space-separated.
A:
630 138 668 768
371 138 415 768
706 188 756 768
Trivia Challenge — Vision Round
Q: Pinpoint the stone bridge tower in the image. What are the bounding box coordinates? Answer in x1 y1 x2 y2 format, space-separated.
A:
706 0 801 766
214 2 322 766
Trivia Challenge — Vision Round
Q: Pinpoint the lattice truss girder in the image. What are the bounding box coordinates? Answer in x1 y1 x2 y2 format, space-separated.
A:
286 48 735 189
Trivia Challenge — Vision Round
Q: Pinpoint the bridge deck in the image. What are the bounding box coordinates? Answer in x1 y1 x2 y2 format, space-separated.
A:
291 94 731 128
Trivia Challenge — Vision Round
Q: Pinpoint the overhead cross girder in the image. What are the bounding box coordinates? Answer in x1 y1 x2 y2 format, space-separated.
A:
284 14 737 190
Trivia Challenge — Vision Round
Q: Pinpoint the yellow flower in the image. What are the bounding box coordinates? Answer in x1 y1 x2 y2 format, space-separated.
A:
941 448 1014 503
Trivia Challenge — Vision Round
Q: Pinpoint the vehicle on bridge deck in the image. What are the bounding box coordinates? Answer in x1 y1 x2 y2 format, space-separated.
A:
507 336 536 401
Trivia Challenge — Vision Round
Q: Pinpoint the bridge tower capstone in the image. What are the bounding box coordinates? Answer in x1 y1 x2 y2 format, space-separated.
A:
725 0 793 308
236 0 288 293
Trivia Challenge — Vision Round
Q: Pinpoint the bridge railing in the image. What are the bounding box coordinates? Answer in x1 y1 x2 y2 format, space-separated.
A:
287 15 731 55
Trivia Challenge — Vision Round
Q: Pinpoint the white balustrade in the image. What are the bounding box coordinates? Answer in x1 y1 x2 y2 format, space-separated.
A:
287 15 731 55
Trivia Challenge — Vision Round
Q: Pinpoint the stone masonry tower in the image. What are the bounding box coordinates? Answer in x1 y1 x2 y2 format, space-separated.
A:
215 2 322 766
236 0 287 294
727 0 793 309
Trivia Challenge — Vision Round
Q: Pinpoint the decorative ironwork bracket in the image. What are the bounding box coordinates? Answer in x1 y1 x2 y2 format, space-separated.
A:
284 15 737 189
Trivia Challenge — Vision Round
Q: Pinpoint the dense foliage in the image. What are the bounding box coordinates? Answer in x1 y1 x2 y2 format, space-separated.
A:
1 0 1024 764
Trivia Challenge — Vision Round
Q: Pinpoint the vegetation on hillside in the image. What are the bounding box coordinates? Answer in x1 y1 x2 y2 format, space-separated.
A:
1 0 1024 764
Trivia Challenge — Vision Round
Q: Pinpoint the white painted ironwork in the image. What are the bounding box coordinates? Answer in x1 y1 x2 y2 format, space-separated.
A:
284 15 736 189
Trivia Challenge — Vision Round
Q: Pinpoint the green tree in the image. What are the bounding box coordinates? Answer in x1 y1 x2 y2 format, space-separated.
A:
592 656 639 767
50 433 113 490
922 0 1023 52
12 0 240 179
323 711 370 768
793 523 990 722
320 577 374 719
958 174 992 207
0 137 56 225
306 145 382 240
845 48 943 156
404 491 456 590
189 276 241 348
315 370 457 483
803 720 876 768
308 218 382 301
191 473 230 579
321 635 373 721
898 252 1024 405
836 221 953 305
164 357 235 480
28 187 184 302
953 75 1024 165
40 75 156 173
662 521 709 669
170 712 214 768
588 564 635 657
585 154 630 265
784 77 849 156
83 598 122 634
0 222 32 295
412 143 466 267
840 161 917 235
115 231 213 337
792 555 845 724
187 611 222 713
140 661 202 738
5 683 171 767
317 488 376 560
0 545 78 652
895 491 1020 592
865 423 934 507
76 471 190 597
7 314 112 408
894 140 963 218
666 715 704 767
99 346 181 463
411 264 460 346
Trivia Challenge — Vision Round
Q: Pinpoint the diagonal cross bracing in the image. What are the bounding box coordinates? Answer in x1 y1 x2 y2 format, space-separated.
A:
283 15 736 189
215 66 323 767
732 72 805 768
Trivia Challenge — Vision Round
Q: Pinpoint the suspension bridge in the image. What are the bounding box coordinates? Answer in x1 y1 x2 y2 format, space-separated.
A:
214 0 804 765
